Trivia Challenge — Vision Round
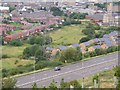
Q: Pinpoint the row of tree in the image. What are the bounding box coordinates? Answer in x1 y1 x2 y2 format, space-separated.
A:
59 45 120 63
69 12 88 19
23 45 50 62
79 22 119 44
50 7 64 16
115 66 120 89
28 35 52 46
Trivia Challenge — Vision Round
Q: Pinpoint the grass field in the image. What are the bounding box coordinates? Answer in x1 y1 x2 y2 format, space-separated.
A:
2 44 30 57
50 24 86 46
0 58 34 69
78 69 115 88
1 44 34 69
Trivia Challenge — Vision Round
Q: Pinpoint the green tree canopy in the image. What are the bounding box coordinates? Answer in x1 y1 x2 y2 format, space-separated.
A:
2 77 17 89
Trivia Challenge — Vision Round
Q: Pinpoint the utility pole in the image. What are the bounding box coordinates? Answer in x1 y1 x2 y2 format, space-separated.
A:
82 77 84 88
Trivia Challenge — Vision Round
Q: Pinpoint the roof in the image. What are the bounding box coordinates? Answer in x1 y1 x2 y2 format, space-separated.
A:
71 43 79 47
46 47 54 51
109 31 118 36
103 34 110 38
12 10 54 18
83 41 92 46
86 13 104 21
104 38 113 47
59 46 68 51
0 6 9 10
93 45 101 49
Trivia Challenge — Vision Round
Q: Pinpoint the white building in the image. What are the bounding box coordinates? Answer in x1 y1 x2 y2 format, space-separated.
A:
0 6 9 12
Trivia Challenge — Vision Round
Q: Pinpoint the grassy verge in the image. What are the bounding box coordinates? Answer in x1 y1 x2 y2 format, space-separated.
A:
78 69 115 88
0 58 34 70
3 51 118 79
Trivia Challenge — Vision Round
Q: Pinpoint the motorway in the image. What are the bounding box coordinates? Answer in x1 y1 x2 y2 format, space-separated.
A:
16 52 119 88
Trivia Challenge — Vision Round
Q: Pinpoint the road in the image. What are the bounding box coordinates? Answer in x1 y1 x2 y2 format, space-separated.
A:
16 52 119 88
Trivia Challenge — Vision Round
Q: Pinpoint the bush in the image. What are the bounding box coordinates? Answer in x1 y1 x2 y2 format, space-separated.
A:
79 37 90 43
2 54 9 58
35 61 63 70
9 39 23 46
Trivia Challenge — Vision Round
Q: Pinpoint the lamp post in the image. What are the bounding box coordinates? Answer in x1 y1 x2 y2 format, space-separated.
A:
82 52 84 88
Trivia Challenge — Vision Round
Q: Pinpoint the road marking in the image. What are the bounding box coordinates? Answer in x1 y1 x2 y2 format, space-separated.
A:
17 59 118 87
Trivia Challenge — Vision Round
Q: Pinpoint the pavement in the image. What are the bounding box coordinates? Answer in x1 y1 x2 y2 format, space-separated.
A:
16 52 119 88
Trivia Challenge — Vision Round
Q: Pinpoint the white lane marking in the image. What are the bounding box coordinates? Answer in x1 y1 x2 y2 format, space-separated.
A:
17 59 118 87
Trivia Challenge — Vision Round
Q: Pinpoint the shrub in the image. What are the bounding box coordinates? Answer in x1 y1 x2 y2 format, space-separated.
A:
2 54 9 59
9 39 23 46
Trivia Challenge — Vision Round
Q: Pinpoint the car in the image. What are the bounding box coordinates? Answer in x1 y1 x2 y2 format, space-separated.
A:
54 67 61 71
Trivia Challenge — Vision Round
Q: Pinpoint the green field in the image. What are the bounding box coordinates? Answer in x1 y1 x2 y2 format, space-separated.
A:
78 69 115 88
2 45 29 57
1 44 34 69
0 58 34 69
50 24 86 46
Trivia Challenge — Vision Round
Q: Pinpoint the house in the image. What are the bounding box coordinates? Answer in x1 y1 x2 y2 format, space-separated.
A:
104 38 114 47
0 6 9 13
20 21 32 25
101 44 108 49
80 47 86 54
93 45 101 49
11 17 22 22
69 43 79 48
83 41 93 46
88 46 95 52
86 13 104 23
46 47 54 51
58 46 68 51
51 49 60 57
0 24 16 32
20 25 32 30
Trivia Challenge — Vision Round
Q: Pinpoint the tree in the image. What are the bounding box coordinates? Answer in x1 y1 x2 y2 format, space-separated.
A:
117 79 120 90
35 46 48 62
93 24 100 30
60 78 67 88
69 12 88 19
9 7 16 12
82 28 95 37
79 37 90 43
29 36 36 45
50 7 63 16
60 48 78 63
2 77 17 89
49 79 57 90
32 82 38 90
9 39 23 46
68 80 82 89
93 75 99 84
95 49 104 55
115 66 120 77
23 47 32 58
45 36 52 45
94 3 107 9
35 36 45 46
76 47 83 60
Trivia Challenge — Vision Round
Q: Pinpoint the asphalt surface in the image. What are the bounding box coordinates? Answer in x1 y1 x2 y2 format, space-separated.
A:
16 52 119 88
